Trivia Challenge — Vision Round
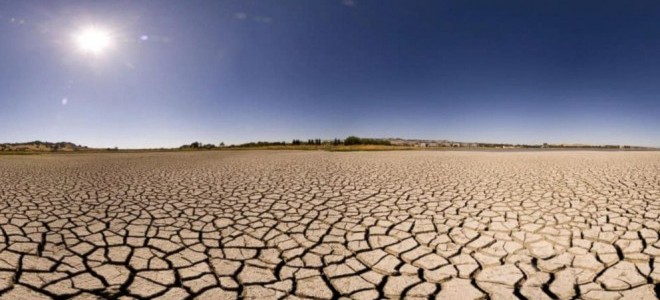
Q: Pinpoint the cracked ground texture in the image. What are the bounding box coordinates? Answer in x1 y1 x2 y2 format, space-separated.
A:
0 151 659 300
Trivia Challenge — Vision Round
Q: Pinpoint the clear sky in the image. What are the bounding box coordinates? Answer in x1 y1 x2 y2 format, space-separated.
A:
1 0 659 148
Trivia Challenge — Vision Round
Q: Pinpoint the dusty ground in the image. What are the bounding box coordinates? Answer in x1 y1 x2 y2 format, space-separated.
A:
0 151 658 299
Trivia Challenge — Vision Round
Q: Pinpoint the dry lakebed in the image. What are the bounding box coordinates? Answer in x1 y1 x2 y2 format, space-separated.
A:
0 151 658 299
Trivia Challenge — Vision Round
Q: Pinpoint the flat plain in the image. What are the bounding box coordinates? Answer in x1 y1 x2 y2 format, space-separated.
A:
0 151 658 299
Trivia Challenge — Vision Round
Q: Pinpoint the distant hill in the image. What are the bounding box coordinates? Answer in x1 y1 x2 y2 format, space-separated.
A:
0 141 87 152
1 138 656 153
384 138 654 149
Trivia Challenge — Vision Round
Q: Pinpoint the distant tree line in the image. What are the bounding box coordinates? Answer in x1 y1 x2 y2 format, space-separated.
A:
290 137 391 146
231 141 286 148
178 137 395 149
343 136 391 146
177 137 641 150
180 141 217 149
290 139 322 145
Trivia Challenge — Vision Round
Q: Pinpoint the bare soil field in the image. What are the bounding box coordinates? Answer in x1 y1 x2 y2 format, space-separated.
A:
0 151 658 299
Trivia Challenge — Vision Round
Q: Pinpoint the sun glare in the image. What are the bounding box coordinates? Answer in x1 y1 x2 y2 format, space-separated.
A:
74 27 112 54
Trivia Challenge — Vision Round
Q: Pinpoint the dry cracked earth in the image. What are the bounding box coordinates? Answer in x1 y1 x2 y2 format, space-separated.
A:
0 151 659 300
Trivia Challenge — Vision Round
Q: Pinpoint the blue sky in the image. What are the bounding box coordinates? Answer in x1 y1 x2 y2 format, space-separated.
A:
1 0 659 148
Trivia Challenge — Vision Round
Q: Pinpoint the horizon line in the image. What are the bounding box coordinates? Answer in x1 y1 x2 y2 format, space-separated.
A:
2 137 659 150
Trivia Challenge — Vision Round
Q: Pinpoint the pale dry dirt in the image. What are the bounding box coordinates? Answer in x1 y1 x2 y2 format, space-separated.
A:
0 151 658 300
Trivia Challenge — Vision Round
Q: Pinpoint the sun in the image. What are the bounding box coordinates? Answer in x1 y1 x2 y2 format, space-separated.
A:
74 27 112 54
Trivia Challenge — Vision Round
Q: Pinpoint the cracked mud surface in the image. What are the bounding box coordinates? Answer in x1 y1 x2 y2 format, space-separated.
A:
0 151 659 300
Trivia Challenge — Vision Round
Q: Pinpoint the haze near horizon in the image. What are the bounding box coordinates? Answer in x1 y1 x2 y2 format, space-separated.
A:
1 0 659 148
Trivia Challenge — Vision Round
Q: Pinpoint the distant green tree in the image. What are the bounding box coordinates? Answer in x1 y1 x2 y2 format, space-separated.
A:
344 136 361 145
344 136 390 146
